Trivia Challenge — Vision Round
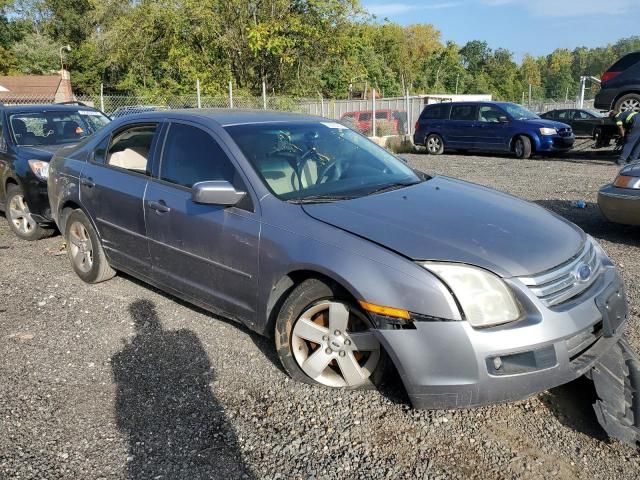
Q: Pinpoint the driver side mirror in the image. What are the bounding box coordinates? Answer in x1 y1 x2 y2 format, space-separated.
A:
498 116 509 123
192 180 246 206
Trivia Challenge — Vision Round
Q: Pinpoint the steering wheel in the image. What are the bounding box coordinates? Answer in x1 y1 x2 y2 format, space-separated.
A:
316 158 342 184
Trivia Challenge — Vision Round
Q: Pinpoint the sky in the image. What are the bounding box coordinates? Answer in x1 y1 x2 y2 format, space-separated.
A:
362 0 640 63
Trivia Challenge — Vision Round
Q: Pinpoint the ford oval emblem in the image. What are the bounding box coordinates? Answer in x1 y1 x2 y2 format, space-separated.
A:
576 264 592 282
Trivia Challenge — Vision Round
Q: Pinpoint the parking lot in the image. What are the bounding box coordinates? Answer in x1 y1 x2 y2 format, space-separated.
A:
1 149 640 480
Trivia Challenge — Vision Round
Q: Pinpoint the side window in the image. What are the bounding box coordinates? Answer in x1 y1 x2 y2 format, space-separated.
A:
450 105 477 121
93 136 110 164
0 113 6 153
106 124 157 175
359 112 372 121
422 105 444 120
375 111 387 120
478 106 504 123
558 110 570 120
160 123 237 189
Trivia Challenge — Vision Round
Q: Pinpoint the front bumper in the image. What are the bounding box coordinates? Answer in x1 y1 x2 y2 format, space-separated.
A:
598 184 640 226
375 267 628 409
537 134 575 153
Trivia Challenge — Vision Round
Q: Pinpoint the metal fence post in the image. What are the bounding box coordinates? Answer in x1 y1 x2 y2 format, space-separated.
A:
372 89 376 137
262 81 267 110
196 79 201 108
405 89 410 136
100 83 104 112
229 81 233 109
320 94 324 117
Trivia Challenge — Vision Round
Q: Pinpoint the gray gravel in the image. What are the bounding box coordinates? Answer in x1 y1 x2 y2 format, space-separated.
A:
1 149 640 479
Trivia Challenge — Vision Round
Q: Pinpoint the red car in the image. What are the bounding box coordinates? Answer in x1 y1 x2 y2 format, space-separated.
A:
340 109 407 135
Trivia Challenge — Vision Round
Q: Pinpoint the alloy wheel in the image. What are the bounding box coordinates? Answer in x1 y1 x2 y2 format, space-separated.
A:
515 139 524 157
291 301 380 387
68 221 94 273
8 194 36 235
427 136 442 154
620 98 640 113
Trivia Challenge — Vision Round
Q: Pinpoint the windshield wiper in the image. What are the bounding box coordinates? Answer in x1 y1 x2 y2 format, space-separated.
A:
288 194 355 204
366 180 421 196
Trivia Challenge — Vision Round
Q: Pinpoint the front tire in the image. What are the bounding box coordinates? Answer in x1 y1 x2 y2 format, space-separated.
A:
425 133 444 155
64 209 115 284
513 135 532 159
275 278 385 389
614 93 640 113
5 184 55 241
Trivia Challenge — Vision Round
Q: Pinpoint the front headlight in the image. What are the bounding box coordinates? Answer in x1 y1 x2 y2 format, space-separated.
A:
539 127 557 136
613 175 640 189
421 263 522 328
28 160 49 180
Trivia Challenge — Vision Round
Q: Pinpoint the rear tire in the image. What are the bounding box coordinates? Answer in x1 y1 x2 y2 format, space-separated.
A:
5 184 55 241
513 135 532 159
425 133 444 155
64 209 115 284
274 278 386 389
614 93 640 113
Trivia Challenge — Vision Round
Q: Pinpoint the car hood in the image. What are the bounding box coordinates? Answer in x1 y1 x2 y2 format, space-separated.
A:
301 177 585 278
525 118 572 130
18 144 70 161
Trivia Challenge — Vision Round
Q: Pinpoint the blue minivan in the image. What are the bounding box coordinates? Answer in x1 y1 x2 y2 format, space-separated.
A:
414 101 575 159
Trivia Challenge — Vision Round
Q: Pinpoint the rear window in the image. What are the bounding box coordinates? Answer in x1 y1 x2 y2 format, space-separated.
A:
359 112 372 121
375 111 387 120
608 52 640 72
421 104 448 120
450 105 477 121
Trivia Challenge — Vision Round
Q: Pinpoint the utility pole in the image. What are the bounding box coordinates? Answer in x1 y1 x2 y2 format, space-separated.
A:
262 80 267 110
229 81 233 109
455 74 459 95
196 79 201 108
528 83 532 107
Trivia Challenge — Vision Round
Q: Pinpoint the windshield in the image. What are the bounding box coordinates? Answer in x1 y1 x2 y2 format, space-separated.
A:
501 103 540 120
10 110 111 146
225 121 422 202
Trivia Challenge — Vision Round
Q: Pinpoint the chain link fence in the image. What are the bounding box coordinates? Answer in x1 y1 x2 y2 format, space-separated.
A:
1 92 598 139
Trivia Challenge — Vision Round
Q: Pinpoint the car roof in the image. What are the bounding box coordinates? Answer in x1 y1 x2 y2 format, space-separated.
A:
119 108 327 126
0 103 102 113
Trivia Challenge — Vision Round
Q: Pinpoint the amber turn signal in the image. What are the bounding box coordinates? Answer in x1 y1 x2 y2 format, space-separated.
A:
359 301 411 320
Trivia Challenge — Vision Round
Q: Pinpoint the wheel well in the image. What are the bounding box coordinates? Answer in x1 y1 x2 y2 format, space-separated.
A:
614 90 640 108
510 134 535 153
263 270 357 338
59 200 83 233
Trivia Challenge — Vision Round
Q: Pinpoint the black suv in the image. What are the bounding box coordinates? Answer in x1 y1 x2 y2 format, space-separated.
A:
595 51 640 113
0 103 110 240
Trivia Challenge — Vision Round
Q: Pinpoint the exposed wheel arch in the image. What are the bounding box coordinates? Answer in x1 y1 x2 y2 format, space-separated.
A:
613 90 640 112
263 270 358 338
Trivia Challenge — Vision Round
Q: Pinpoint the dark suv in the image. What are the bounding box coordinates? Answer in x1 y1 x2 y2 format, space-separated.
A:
0 103 110 240
594 51 640 113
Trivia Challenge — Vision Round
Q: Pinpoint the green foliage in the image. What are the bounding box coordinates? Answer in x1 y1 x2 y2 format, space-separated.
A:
0 0 638 102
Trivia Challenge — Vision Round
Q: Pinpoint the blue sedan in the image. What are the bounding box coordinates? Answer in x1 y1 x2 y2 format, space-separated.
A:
414 101 575 159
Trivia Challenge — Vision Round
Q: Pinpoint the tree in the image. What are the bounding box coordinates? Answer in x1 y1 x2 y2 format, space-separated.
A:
11 31 59 74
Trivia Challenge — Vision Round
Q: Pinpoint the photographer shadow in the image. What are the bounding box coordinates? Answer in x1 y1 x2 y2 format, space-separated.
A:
111 299 253 479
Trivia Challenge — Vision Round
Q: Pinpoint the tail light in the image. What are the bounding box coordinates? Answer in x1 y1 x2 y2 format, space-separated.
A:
414 120 420 131
601 71 621 83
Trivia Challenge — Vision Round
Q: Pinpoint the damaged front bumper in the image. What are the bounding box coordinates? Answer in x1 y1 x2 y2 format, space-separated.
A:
375 267 629 410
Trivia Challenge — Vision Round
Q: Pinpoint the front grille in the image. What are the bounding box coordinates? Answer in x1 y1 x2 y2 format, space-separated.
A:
558 127 572 137
518 240 601 307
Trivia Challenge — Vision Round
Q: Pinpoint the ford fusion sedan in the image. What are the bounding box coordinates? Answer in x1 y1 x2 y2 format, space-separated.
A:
598 162 640 226
0 103 111 240
48 110 627 409
414 101 575 159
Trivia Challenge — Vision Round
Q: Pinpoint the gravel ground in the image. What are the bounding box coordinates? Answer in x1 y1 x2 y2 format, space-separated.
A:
1 148 640 480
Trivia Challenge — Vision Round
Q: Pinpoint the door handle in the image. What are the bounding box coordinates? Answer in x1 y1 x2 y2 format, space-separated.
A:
80 178 95 188
148 200 170 214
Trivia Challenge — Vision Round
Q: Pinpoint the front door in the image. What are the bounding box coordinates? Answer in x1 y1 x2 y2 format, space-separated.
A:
79 122 160 277
476 105 512 151
144 121 260 323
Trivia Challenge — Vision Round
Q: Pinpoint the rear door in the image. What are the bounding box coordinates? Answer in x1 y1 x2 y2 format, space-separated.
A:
145 120 260 322
79 121 161 277
444 104 479 149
